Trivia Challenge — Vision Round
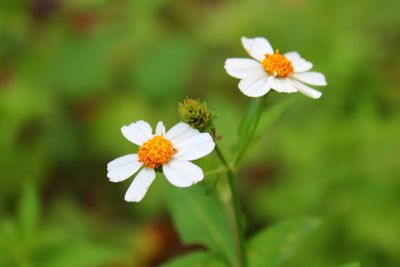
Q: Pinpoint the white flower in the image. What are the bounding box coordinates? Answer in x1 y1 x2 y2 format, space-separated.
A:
224 37 327 99
107 120 215 202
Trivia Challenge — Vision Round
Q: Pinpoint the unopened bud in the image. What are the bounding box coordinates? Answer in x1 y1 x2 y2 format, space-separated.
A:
178 98 213 131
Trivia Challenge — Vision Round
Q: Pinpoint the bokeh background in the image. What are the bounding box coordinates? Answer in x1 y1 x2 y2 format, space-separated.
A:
1 0 400 266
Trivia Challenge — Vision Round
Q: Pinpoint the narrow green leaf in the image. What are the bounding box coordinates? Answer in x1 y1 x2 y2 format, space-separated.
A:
18 183 39 245
339 262 360 267
248 218 321 267
164 183 235 266
238 98 263 147
204 174 220 195
235 98 264 165
161 251 226 267
236 97 292 165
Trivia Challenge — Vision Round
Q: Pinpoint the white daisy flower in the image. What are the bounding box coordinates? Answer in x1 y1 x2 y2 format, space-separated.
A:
224 37 327 99
107 120 215 202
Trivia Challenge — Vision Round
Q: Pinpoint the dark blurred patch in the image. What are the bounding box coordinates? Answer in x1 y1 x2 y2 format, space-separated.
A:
142 219 205 267
0 67 15 87
244 163 277 186
30 0 59 21
16 117 43 145
67 10 98 34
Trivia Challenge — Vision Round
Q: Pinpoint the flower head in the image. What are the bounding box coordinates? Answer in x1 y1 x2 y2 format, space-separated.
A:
107 120 215 202
178 98 213 131
224 37 327 99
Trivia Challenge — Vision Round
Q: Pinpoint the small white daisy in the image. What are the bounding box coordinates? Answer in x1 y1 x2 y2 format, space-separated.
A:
224 37 327 99
107 120 215 202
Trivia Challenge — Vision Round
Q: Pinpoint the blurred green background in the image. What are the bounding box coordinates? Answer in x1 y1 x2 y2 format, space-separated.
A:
1 0 399 266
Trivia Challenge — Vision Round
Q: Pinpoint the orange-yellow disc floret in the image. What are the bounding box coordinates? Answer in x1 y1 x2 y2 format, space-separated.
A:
138 136 176 168
261 50 293 78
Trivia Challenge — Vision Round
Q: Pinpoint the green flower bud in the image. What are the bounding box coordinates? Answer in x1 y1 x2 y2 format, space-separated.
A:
178 98 213 131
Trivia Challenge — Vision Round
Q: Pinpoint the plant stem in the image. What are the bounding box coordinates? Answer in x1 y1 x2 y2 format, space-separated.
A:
213 142 247 267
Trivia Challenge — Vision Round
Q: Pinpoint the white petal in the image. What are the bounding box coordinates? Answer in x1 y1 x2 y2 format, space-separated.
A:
165 122 199 145
121 120 153 146
238 74 271 97
293 61 313 72
124 168 155 202
280 78 298 93
107 154 143 183
289 79 322 99
241 37 274 61
291 72 327 86
285 52 301 62
267 76 291 93
173 132 215 160
285 52 313 72
224 58 265 79
163 159 203 187
155 121 166 136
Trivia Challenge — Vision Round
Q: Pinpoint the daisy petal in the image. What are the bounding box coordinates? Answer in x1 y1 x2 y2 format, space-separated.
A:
121 120 153 146
224 58 265 79
174 132 215 160
289 79 322 99
238 74 271 97
241 37 274 61
107 154 143 183
165 122 199 145
163 159 203 187
280 78 298 93
124 168 155 202
293 61 313 72
155 121 166 136
267 76 291 93
285 52 301 62
291 72 327 86
285 52 313 72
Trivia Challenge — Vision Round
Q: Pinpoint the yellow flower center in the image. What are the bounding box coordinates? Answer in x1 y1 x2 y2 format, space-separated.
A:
261 50 293 78
138 136 176 168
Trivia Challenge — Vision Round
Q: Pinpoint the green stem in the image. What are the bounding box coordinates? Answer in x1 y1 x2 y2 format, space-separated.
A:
214 142 247 267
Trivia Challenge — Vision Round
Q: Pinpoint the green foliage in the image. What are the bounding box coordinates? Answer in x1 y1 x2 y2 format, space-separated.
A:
339 263 360 267
161 251 225 267
164 183 236 266
17 184 39 247
133 37 199 100
247 218 321 267
0 0 399 266
236 97 264 164
254 98 294 138
0 187 127 267
236 96 292 165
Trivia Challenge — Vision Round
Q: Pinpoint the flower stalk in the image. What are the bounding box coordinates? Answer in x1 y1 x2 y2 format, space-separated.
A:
213 140 247 267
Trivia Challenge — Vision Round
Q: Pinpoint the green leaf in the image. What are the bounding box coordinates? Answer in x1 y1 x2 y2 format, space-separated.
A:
238 98 263 148
248 218 321 267
235 98 264 164
204 174 220 195
236 97 293 165
338 263 360 267
164 183 235 266
161 251 226 267
18 183 39 246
